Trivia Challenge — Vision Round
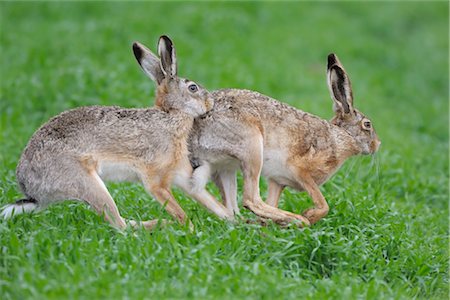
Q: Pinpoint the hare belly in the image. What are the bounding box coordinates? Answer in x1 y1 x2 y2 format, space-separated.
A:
97 161 140 183
212 155 240 172
262 149 296 187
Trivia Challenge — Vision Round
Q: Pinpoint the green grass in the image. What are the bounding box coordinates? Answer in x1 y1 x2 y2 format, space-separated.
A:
0 2 448 299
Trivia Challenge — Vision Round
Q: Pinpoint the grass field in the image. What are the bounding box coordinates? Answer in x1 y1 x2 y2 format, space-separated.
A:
0 2 448 299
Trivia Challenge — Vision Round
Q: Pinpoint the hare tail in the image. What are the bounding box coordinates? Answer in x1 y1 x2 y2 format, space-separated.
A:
1 198 38 219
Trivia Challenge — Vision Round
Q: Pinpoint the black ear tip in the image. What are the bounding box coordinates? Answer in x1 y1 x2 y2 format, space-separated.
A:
132 42 143 63
327 53 337 68
159 35 173 47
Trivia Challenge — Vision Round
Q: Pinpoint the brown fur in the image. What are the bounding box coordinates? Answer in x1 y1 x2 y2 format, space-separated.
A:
190 53 380 225
3 36 233 229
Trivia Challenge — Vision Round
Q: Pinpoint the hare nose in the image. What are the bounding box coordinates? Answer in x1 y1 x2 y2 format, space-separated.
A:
374 140 381 151
370 139 381 153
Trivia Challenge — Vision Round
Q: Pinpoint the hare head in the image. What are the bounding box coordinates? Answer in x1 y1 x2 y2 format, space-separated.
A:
133 35 213 117
327 53 381 155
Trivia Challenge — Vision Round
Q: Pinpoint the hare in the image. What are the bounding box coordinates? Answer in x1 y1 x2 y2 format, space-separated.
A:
190 53 380 225
1 36 232 229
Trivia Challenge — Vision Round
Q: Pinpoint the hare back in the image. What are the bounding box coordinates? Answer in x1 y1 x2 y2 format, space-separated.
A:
208 89 356 186
21 105 192 162
210 89 309 122
199 89 337 158
16 106 193 199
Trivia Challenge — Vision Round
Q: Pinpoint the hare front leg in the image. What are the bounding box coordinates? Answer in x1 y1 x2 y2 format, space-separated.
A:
128 219 167 231
140 171 190 225
146 186 189 225
266 179 285 207
295 174 329 225
174 165 234 221
266 175 328 225
212 170 239 215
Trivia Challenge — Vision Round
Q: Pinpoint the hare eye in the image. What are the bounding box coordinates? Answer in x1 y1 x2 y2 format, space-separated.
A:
363 120 371 129
188 84 198 93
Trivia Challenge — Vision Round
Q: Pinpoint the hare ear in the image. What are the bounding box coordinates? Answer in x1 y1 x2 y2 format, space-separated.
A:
327 53 354 115
132 41 165 84
158 35 177 78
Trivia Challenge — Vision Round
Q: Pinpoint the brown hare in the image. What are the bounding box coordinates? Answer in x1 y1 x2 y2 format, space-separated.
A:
1 36 232 229
190 53 380 225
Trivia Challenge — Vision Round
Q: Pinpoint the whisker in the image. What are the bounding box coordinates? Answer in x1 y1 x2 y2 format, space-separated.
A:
343 156 359 181
375 153 383 193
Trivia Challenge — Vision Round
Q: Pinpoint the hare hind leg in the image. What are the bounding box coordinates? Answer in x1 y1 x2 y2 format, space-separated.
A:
83 169 165 230
86 172 167 231
240 135 310 227
80 171 127 230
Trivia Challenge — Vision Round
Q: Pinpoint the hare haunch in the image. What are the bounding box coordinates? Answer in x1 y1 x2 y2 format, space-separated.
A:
1 36 232 228
190 54 381 225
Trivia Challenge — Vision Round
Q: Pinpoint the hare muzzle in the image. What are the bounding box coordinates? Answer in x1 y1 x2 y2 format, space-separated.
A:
370 139 381 153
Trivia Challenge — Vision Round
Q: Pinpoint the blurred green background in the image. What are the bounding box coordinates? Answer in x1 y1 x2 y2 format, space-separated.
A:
0 2 448 299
